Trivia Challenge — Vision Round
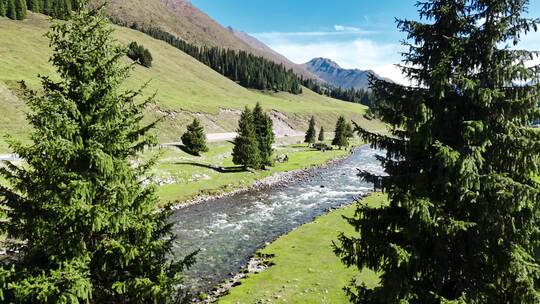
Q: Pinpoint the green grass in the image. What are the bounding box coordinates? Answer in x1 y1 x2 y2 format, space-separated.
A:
219 193 386 304
0 13 386 152
149 139 362 204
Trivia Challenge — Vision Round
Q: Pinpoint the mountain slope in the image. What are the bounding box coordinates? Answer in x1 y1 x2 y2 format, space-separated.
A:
99 0 321 82
304 58 388 90
0 14 385 152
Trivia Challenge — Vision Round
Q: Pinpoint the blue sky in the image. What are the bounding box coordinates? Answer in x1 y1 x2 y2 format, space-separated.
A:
191 0 540 83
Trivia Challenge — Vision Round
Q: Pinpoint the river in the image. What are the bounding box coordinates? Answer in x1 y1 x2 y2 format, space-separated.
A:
169 145 384 292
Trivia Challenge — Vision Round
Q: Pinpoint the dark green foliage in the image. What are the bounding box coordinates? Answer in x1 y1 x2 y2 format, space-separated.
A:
304 115 317 144
232 107 261 169
14 0 26 20
181 118 208 156
0 6 193 303
26 0 39 12
6 0 16 19
331 115 348 149
0 0 6 16
127 41 153 68
252 102 274 168
301 77 377 105
42 0 52 15
318 126 324 142
335 0 540 303
1 0 79 20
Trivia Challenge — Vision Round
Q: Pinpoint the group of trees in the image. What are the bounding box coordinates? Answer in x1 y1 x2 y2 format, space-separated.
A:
335 0 540 303
0 6 193 303
301 77 377 106
304 115 352 149
110 19 303 94
0 0 26 19
127 41 153 68
0 0 79 19
232 103 274 169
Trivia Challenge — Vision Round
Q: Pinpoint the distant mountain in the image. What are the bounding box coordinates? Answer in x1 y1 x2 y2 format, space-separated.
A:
229 28 321 82
303 57 391 90
99 0 321 81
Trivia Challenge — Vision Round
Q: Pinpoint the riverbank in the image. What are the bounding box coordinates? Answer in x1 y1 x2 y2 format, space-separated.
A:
151 139 363 207
215 193 386 303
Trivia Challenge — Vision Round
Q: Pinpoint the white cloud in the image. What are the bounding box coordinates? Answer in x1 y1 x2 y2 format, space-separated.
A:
333 24 365 33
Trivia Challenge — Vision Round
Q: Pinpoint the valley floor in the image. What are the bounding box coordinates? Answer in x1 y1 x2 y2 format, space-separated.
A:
218 193 385 303
147 138 363 206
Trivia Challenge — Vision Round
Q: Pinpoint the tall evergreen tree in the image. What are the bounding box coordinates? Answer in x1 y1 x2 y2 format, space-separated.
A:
318 126 325 142
14 0 26 20
335 0 540 303
332 115 348 149
0 0 6 17
26 0 39 12
181 118 208 156
304 115 317 144
252 102 274 168
232 107 261 169
6 0 16 19
0 5 194 303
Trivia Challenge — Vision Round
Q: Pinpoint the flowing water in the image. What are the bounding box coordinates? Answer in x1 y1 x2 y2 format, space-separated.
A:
169 145 384 291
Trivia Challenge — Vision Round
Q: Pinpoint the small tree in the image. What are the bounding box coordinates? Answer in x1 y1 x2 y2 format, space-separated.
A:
127 41 153 68
304 115 317 144
318 126 325 142
252 102 274 168
332 115 348 149
181 118 208 156
0 5 193 303
232 107 261 169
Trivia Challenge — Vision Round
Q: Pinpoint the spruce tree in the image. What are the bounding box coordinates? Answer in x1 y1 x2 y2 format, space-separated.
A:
27 0 39 12
181 118 208 156
318 126 324 142
335 0 540 303
0 5 193 303
0 0 5 17
252 102 274 168
232 107 261 169
14 0 26 20
304 115 317 144
332 115 348 149
6 0 15 19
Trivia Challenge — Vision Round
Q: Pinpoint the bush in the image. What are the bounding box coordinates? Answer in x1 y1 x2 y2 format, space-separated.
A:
127 41 153 68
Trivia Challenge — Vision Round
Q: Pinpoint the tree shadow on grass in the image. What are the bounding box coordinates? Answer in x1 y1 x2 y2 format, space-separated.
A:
175 162 247 173
171 144 201 157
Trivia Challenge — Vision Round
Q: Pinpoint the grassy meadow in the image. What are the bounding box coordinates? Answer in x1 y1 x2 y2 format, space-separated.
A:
219 193 386 303
148 139 363 204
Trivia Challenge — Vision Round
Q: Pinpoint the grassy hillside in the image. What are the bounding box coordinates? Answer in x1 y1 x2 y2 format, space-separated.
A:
0 13 384 152
99 0 319 81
